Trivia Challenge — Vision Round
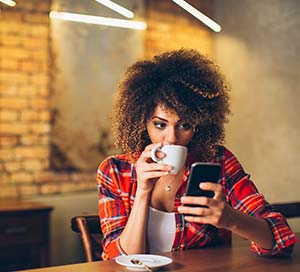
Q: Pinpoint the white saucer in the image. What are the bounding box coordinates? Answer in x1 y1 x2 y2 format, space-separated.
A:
115 254 173 271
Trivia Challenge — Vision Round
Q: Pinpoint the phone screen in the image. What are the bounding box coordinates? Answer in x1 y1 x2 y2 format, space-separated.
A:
185 162 222 198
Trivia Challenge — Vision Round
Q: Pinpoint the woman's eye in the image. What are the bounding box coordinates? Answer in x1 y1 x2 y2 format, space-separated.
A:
177 123 192 130
154 122 166 129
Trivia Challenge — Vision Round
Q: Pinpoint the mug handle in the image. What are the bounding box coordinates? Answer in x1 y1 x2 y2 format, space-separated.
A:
151 146 162 162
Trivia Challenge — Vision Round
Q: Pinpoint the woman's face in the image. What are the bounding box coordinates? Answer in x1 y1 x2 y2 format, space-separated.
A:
146 104 194 146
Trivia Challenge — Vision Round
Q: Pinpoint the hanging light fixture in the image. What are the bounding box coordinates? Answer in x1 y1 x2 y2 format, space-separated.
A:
49 11 146 30
171 0 221 32
94 0 134 18
0 0 16 7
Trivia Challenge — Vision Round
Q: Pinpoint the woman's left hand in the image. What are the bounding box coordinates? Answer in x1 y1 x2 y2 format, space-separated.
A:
177 182 235 229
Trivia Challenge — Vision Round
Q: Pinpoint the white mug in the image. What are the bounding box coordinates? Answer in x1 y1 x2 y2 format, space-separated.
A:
151 145 188 174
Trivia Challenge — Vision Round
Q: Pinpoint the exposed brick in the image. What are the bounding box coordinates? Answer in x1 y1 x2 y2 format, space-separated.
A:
0 185 18 199
60 182 80 193
11 171 34 183
30 75 49 88
20 134 48 145
16 0 51 12
40 183 60 195
0 97 28 109
58 180 96 193
0 110 19 121
34 171 57 183
39 111 51 121
0 170 9 182
0 122 30 135
38 88 50 97
0 148 16 161
0 0 52 199
4 161 23 172
76 181 97 191
20 61 41 72
0 82 20 96
0 58 20 71
71 172 96 183
21 110 40 121
41 159 50 169
0 136 19 147
34 171 71 184
18 184 40 196
1 48 32 62
24 13 49 24
16 0 35 10
0 9 22 21
18 86 39 97
30 50 49 63
51 173 71 183
40 135 50 145
28 25 48 38
29 98 49 110
30 123 51 134
23 37 49 52
15 146 49 159
22 159 44 171
0 21 23 36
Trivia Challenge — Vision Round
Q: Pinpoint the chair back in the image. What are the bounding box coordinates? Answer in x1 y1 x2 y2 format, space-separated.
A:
272 202 300 218
71 214 102 262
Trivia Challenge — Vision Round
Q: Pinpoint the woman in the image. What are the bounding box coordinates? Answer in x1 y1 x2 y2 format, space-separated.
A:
97 49 296 260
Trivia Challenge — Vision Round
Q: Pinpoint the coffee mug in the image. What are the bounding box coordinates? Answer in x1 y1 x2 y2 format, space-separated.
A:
151 145 188 174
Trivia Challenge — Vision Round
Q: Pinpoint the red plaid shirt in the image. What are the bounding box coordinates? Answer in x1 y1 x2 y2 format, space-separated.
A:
97 146 296 260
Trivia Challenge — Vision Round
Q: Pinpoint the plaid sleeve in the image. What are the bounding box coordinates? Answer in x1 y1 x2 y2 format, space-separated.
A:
251 211 297 256
97 157 128 260
222 148 297 256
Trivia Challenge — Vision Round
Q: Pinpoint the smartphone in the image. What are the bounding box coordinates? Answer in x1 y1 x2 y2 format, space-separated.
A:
185 162 222 198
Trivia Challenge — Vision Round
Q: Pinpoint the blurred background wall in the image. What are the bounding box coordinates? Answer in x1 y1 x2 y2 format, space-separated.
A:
0 0 299 267
214 0 300 231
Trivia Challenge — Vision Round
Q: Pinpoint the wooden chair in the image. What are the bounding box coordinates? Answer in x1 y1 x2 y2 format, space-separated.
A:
71 214 103 262
272 202 300 218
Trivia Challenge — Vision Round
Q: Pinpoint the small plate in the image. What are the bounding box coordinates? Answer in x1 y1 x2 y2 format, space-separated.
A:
115 254 173 270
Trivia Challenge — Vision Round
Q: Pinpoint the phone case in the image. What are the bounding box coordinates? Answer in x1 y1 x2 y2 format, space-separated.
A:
185 162 222 197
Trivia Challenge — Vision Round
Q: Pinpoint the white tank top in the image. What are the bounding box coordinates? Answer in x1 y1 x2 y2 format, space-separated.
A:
147 206 176 254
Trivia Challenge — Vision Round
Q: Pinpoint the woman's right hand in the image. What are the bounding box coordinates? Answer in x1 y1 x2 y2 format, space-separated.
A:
135 143 172 193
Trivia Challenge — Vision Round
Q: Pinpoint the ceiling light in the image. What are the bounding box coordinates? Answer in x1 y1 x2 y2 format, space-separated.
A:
0 0 16 7
94 0 134 18
171 0 221 32
49 11 146 30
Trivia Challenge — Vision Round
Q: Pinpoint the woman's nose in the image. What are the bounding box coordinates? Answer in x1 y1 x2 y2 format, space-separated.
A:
164 127 177 144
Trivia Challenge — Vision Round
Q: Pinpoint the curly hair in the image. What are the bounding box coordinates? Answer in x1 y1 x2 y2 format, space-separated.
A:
112 48 230 161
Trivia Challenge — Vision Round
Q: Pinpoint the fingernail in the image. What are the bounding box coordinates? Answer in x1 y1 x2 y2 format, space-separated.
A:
200 183 206 188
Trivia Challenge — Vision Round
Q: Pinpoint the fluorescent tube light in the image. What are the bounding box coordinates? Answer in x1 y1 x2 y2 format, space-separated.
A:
49 11 146 30
171 0 221 32
0 0 16 6
94 0 134 18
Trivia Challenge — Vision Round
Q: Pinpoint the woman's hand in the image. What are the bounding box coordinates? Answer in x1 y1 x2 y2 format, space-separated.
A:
178 182 235 229
135 143 172 194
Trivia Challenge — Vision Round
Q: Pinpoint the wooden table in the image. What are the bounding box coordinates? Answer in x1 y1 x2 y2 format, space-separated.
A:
20 234 299 272
0 199 53 271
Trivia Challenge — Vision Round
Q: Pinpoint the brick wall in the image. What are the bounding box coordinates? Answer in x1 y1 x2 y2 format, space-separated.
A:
1 0 50 198
0 0 213 199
